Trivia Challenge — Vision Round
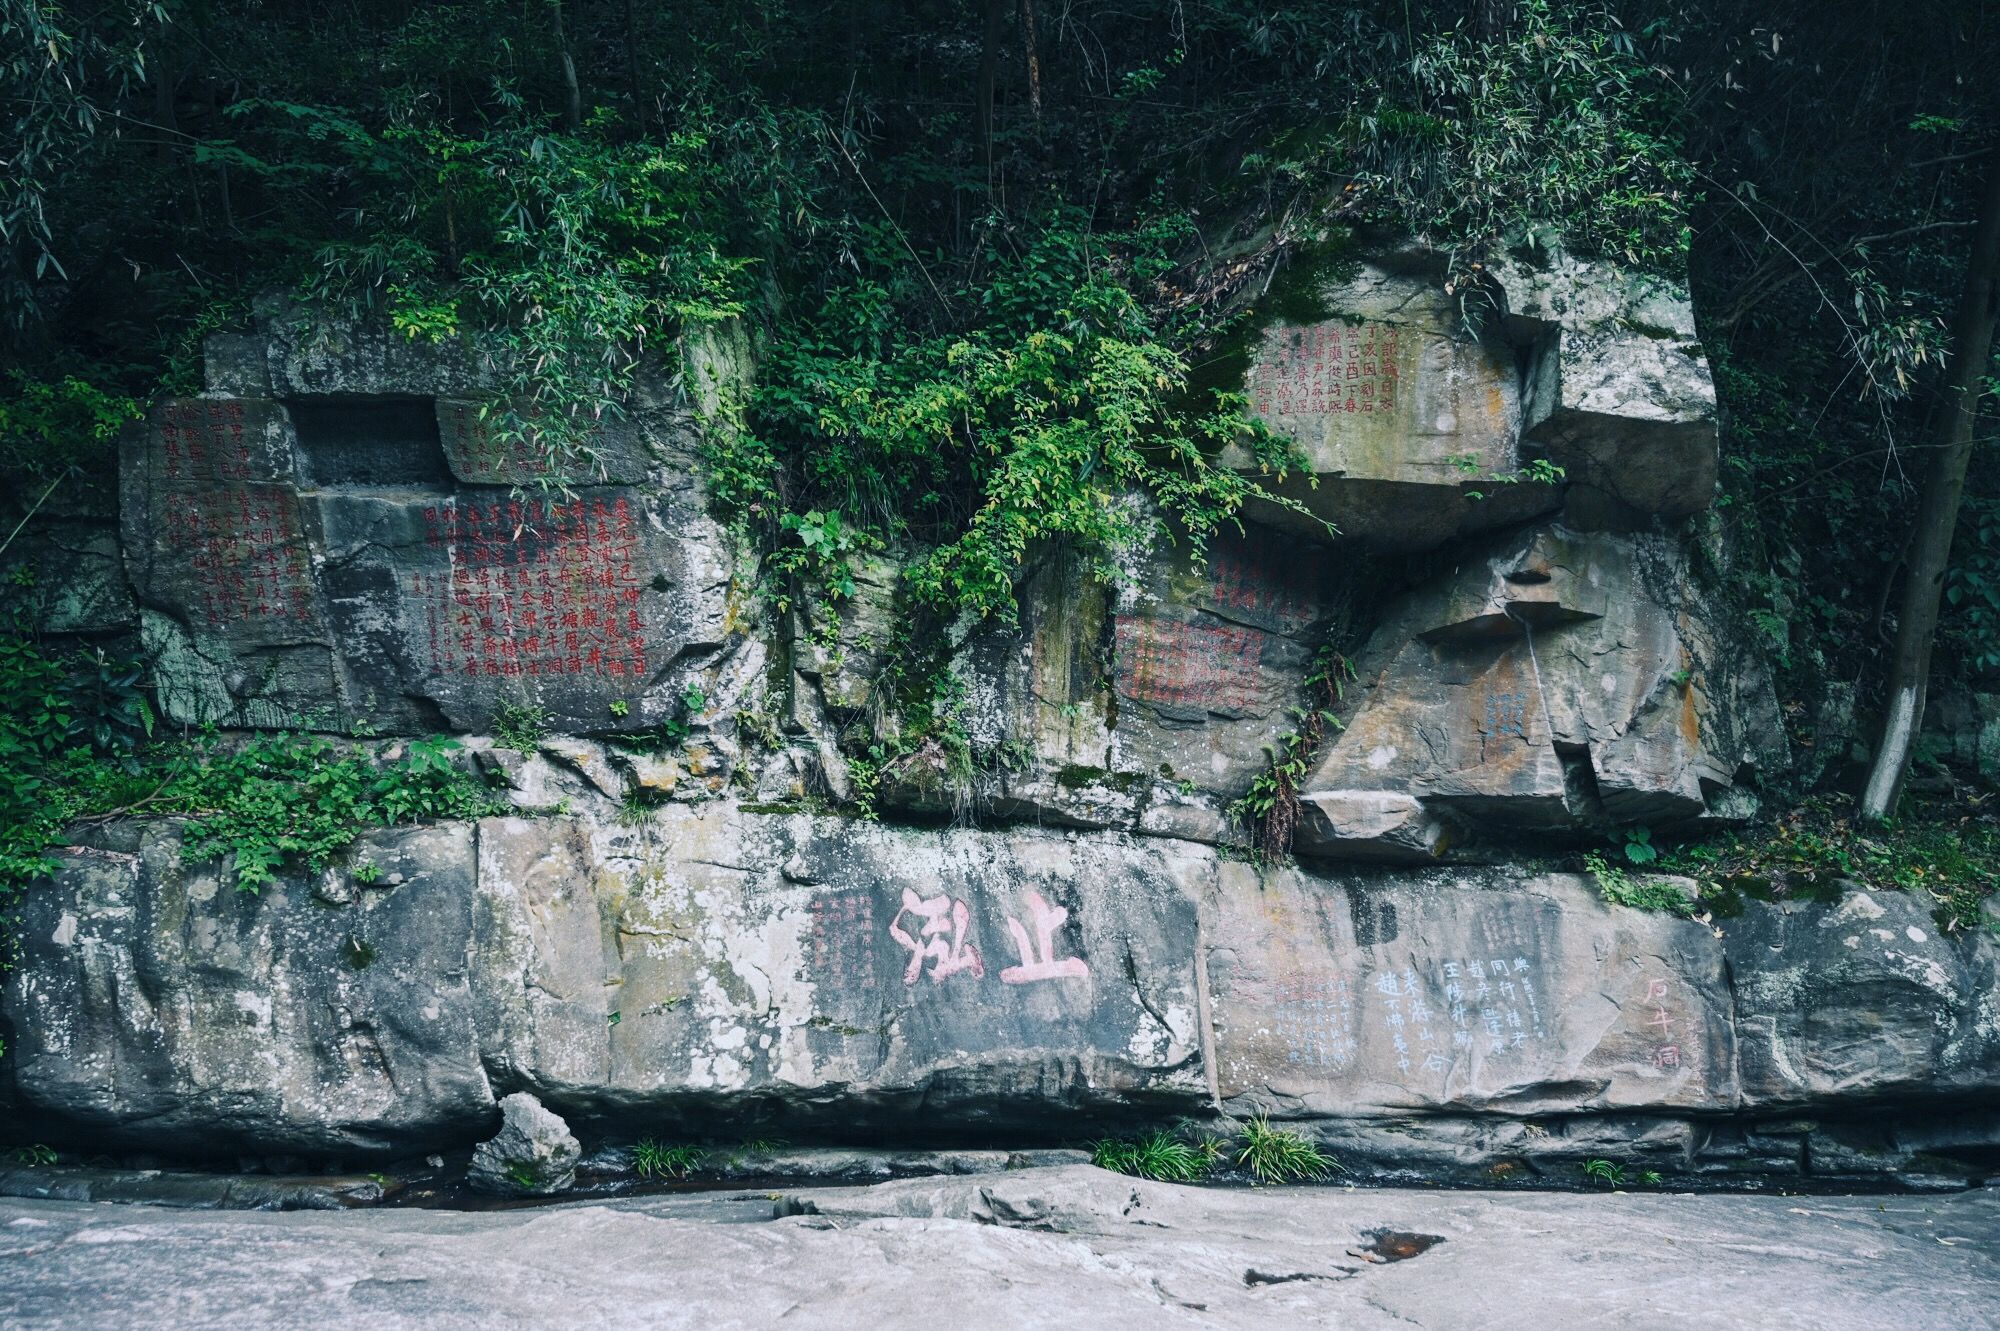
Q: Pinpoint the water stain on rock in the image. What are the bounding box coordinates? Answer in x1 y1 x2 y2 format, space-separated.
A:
1350 1229 1445 1263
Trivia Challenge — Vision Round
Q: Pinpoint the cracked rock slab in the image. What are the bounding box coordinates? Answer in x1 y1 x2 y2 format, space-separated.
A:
0 1166 1994 1330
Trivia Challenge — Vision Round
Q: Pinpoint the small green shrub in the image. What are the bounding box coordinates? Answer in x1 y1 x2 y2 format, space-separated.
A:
1582 1158 1662 1189
1620 827 1659 866
1583 850 1695 917
1234 1115 1339 1184
608 684 710 753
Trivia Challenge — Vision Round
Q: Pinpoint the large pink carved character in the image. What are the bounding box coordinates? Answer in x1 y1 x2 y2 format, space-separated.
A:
888 889 985 984
1000 891 1090 985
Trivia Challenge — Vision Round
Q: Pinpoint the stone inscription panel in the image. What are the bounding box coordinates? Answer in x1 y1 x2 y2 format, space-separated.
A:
1271 974 1358 1071
1200 533 1324 634
1210 870 1733 1114
1242 304 1522 482
778 852 1202 1091
126 398 331 672
1115 615 1264 712
167 483 318 630
128 395 702 733
808 890 880 994
436 398 555 486
157 398 262 483
1111 529 1332 717
1251 322 1403 419
411 496 647 682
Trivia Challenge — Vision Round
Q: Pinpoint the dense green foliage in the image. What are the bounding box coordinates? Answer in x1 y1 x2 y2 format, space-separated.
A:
0 635 500 909
1657 795 2000 934
1661 2 1997 706
1 0 1694 621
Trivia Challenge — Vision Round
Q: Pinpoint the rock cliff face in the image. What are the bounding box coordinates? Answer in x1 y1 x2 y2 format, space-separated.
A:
2 244 1995 1184
7 808 1997 1184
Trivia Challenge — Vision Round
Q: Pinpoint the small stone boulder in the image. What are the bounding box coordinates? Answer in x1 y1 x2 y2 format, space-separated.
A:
468 1093 581 1196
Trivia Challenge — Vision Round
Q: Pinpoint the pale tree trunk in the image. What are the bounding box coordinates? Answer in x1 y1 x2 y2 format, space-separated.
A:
1018 0 1042 122
624 0 644 132
1860 161 2000 821
552 0 583 131
977 0 1008 190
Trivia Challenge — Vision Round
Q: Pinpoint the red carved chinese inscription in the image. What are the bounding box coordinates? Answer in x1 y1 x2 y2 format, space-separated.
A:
439 402 552 479
159 400 255 483
1205 541 1319 632
1115 615 1264 710
1251 323 1402 418
165 484 317 628
416 497 646 680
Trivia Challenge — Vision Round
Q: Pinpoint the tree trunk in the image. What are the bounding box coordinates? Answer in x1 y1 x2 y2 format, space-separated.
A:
1860 161 2000 821
552 0 583 132
152 38 178 168
977 0 1008 190
1017 0 1042 123
624 0 644 132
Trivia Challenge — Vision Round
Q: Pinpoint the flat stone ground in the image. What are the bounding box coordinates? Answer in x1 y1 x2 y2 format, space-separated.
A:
0 1166 1994 1330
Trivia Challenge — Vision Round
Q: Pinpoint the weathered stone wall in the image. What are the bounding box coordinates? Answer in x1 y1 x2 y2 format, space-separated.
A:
10 242 1998 1185
5 808 1995 1185
121 312 750 736
0 480 139 647
1300 524 1785 858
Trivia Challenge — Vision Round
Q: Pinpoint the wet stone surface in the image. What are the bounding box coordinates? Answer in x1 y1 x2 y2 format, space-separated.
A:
0 1166 1993 1330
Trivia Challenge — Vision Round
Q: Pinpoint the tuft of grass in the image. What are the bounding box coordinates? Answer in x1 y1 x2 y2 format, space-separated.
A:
1234 1115 1339 1184
1581 1157 1624 1187
1091 1129 1217 1183
1583 1158 1661 1189
632 1138 705 1180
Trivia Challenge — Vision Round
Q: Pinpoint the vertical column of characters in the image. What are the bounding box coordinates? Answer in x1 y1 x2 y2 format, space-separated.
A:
1330 324 1402 414
420 503 459 676
1640 976 1682 1070
588 496 645 681
1372 969 1413 1075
